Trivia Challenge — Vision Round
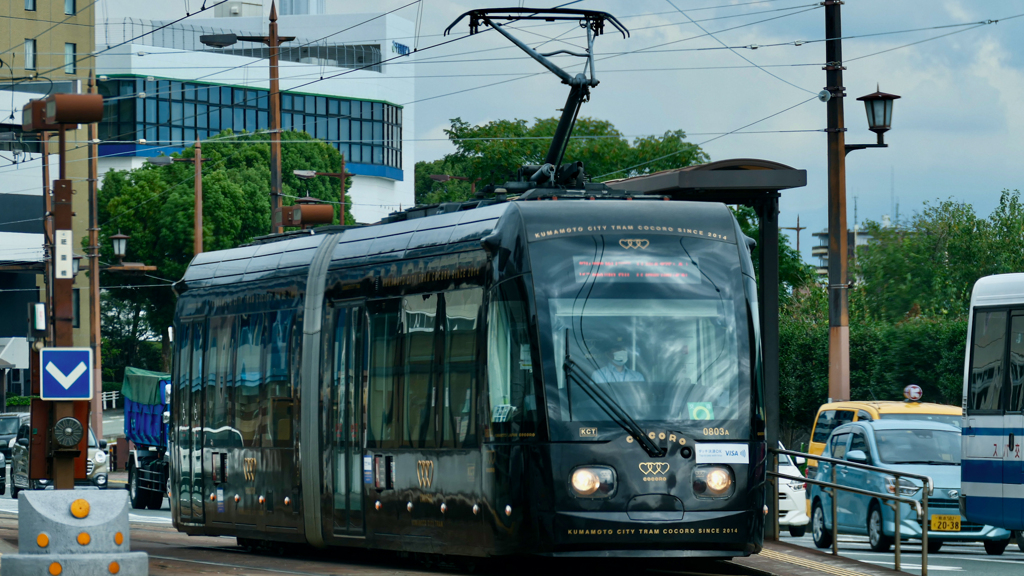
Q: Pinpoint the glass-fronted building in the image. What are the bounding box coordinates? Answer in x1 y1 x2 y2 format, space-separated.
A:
98 78 403 174
96 10 415 223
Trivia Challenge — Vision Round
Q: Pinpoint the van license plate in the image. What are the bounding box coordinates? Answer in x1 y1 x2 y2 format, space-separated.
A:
931 515 961 531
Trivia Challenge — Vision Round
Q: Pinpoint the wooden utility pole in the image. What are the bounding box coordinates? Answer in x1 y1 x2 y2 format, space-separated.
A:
89 72 103 437
825 0 850 402
52 124 77 489
781 215 807 253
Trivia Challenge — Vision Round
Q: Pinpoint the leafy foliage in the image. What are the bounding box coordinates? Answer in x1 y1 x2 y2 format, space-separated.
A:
732 206 817 305
415 116 709 202
855 189 1024 321
94 130 351 370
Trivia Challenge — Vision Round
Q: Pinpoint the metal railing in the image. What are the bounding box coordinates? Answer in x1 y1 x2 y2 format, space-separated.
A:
101 390 120 409
768 447 934 576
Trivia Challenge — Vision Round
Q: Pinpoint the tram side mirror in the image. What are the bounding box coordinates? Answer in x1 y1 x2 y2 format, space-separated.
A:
846 450 868 463
743 235 756 253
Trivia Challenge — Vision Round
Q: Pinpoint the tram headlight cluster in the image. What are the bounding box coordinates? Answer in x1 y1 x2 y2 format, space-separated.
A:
692 465 735 499
569 466 616 498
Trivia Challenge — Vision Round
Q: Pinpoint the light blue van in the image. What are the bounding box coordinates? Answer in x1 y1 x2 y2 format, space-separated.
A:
809 420 1012 555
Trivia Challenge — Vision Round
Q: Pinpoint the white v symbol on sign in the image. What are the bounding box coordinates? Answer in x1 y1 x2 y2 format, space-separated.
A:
46 361 87 390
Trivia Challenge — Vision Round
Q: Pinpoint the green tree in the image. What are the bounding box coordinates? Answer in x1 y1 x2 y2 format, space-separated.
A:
855 189 1024 321
731 205 817 305
95 130 353 370
415 116 709 202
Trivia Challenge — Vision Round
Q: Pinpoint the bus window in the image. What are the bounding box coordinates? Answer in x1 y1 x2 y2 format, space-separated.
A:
443 289 481 448
403 294 438 448
1010 314 1024 412
968 310 1007 412
486 279 540 440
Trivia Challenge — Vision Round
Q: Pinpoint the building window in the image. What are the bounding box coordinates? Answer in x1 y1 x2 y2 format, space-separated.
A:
64 43 76 74
25 0 36 11
65 0 75 15
24 39 35 70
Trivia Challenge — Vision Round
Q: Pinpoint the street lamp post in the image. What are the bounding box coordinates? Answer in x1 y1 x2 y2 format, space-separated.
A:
823 2 900 403
147 141 209 255
293 167 354 224
429 173 482 196
200 1 294 235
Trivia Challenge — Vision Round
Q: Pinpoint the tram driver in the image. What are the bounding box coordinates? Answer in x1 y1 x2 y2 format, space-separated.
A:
592 343 645 383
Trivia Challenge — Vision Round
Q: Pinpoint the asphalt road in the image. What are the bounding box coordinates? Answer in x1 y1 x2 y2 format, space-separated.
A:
782 530 1024 575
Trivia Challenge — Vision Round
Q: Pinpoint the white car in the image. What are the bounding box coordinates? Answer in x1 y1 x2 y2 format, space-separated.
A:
778 443 809 537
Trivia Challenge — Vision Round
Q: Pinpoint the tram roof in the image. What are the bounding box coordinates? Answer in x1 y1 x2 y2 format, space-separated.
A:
177 198 736 291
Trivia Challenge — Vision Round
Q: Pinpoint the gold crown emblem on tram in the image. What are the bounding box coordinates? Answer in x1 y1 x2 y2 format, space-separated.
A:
619 239 650 250
243 458 257 482
638 462 670 475
417 460 434 488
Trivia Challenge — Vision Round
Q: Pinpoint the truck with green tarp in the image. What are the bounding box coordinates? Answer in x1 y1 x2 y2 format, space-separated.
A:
121 366 171 509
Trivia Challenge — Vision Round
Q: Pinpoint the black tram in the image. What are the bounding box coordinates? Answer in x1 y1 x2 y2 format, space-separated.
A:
170 197 767 558
170 6 766 559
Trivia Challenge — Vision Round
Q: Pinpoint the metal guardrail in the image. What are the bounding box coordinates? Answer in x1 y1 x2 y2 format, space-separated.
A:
769 447 935 576
99 389 118 407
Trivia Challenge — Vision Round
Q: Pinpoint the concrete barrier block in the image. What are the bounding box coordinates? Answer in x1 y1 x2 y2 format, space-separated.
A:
2 490 147 575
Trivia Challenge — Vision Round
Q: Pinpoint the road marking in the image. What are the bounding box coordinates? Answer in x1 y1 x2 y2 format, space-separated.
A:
861 561 961 571
760 548 871 576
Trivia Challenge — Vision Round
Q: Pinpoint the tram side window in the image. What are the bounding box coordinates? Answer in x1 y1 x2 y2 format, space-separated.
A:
443 289 481 448
403 294 438 448
486 280 540 440
235 314 264 447
264 310 295 447
968 310 1007 412
206 316 235 447
368 302 401 448
191 322 204 408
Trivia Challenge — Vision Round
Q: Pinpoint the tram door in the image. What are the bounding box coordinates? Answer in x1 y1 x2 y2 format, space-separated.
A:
328 304 366 536
188 322 206 522
175 324 192 521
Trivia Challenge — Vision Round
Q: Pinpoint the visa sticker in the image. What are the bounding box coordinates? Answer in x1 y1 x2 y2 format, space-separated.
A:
695 443 749 464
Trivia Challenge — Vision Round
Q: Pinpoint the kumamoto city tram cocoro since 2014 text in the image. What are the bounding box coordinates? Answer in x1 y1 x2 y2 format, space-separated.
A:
167 6 769 560
170 200 768 558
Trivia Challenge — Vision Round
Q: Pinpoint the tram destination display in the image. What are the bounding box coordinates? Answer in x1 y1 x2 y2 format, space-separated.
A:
572 254 700 283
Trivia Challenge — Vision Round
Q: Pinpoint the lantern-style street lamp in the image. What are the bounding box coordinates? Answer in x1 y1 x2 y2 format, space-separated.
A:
110 232 129 264
857 84 901 145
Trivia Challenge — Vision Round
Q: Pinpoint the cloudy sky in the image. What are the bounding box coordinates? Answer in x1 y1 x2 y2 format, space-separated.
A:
92 0 1024 262
393 0 1024 264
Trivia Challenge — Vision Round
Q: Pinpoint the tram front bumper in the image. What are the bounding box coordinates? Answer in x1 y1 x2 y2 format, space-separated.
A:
546 509 759 557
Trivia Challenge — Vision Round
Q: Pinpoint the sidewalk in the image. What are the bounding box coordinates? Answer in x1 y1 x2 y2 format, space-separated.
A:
734 540 902 576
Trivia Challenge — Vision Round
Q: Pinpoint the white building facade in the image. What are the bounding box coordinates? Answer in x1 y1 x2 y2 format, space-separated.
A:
95 8 415 223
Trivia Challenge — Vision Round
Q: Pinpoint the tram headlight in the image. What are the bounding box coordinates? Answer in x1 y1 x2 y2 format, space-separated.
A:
569 466 616 498
692 465 735 499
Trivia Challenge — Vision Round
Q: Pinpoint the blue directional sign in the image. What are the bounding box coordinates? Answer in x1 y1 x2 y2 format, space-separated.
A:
40 347 93 401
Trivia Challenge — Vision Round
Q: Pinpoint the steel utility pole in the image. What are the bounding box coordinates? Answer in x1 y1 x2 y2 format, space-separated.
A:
89 72 103 437
825 0 849 402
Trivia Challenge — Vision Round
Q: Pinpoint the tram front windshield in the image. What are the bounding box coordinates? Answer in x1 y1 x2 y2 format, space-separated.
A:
532 234 750 438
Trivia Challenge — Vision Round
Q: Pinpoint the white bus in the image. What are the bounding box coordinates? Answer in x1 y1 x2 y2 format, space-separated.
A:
962 273 1024 531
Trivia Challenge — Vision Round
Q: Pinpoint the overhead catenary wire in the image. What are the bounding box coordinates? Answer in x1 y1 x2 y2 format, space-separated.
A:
663 0 815 95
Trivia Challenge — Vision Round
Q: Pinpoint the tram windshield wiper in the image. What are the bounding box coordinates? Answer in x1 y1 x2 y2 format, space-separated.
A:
563 342 665 458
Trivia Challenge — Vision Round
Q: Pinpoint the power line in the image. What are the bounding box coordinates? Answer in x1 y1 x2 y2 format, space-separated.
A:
595 95 819 180
663 0 815 95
